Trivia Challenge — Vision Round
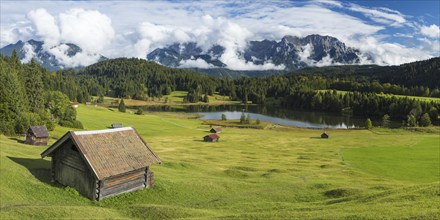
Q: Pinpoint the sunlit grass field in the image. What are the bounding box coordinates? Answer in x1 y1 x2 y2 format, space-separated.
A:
317 89 440 103
1 104 439 219
99 91 242 107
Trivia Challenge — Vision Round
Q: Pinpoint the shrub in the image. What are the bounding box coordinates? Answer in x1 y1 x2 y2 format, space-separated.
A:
221 114 227 120
135 108 143 115
406 114 417 127
419 113 431 127
365 118 373 130
118 98 126 112
382 114 391 128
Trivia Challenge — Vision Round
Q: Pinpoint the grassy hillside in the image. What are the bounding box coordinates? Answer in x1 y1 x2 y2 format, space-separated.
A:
1 105 439 219
99 91 242 107
318 89 440 103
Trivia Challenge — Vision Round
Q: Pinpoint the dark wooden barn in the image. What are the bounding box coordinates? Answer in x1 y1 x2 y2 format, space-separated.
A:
40 127 161 201
111 123 123 128
321 132 329 138
204 133 220 142
210 127 222 133
25 125 49 146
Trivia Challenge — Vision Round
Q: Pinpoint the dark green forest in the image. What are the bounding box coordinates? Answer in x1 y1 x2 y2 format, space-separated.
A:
0 51 82 135
1 52 439 135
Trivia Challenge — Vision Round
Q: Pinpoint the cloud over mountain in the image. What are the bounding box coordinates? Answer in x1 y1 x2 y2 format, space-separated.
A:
0 1 438 70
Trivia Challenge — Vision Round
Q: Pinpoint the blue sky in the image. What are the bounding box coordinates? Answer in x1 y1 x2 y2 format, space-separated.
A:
1 0 439 69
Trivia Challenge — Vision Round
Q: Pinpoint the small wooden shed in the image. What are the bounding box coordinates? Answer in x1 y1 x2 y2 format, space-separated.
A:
204 133 220 142
111 123 123 128
40 127 161 201
321 132 329 138
210 127 222 133
25 125 49 146
71 102 79 108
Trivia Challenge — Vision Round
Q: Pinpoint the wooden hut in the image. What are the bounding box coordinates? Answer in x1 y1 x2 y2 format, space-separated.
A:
210 127 222 134
111 123 123 128
321 132 329 138
204 133 220 142
40 127 161 201
25 125 49 146
71 102 79 108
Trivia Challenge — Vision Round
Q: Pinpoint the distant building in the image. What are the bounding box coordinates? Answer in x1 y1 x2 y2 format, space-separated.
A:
25 125 49 146
210 127 222 134
111 123 123 128
321 132 329 138
204 133 220 142
71 102 79 108
40 127 161 201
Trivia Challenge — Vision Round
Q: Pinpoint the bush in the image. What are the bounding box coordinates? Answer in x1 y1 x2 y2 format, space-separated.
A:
365 118 373 130
118 98 126 112
72 120 84 129
135 108 143 115
60 120 83 129
221 114 227 120
419 113 431 127
406 114 417 127
256 118 261 125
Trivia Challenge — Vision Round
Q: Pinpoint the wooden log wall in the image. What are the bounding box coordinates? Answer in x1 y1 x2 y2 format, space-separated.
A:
99 168 147 200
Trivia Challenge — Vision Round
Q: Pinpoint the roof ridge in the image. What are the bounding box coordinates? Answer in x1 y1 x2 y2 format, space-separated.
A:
74 127 133 135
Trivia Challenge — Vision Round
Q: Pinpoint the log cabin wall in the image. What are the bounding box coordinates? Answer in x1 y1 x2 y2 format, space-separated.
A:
98 168 147 200
53 140 96 199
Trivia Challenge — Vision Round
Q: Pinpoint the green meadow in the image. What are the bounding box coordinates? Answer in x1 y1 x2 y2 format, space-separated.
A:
1 105 439 219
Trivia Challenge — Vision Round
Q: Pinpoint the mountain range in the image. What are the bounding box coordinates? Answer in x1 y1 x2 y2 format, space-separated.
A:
147 34 366 70
0 40 107 71
1 34 367 73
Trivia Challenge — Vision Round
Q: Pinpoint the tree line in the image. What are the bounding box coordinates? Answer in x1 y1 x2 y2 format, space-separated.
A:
0 51 82 135
1 53 438 135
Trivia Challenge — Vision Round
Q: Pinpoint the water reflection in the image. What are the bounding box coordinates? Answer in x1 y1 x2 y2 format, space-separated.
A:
134 105 365 129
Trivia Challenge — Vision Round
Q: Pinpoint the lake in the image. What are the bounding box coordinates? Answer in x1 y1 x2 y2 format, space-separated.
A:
136 105 367 129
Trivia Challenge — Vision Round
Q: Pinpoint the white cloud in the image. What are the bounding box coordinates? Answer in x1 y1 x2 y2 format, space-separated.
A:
179 58 214 69
348 36 432 65
58 8 115 53
312 0 342 8
21 42 35 63
23 8 115 67
27 8 60 48
348 4 406 26
47 44 102 67
420 24 440 38
0 1 438 70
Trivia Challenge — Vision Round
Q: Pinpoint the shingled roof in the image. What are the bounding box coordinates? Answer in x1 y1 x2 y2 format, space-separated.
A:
41 127 161 180
29 125 49 138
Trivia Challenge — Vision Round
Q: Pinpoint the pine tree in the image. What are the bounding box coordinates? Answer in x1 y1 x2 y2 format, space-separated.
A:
221 114 227 121
240 111 246 124
382 114 391 128
245 113 251 124
24 59 45 113
406 114 417 127
419 113 431 127
118 98 126 112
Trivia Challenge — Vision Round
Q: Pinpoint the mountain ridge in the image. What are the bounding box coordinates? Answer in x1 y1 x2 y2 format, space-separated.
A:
147 34 366 70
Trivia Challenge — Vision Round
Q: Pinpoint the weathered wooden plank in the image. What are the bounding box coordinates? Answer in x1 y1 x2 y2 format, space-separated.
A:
100 178 146 197
146 171 154 188
100 185 145 200
103 168 145 188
